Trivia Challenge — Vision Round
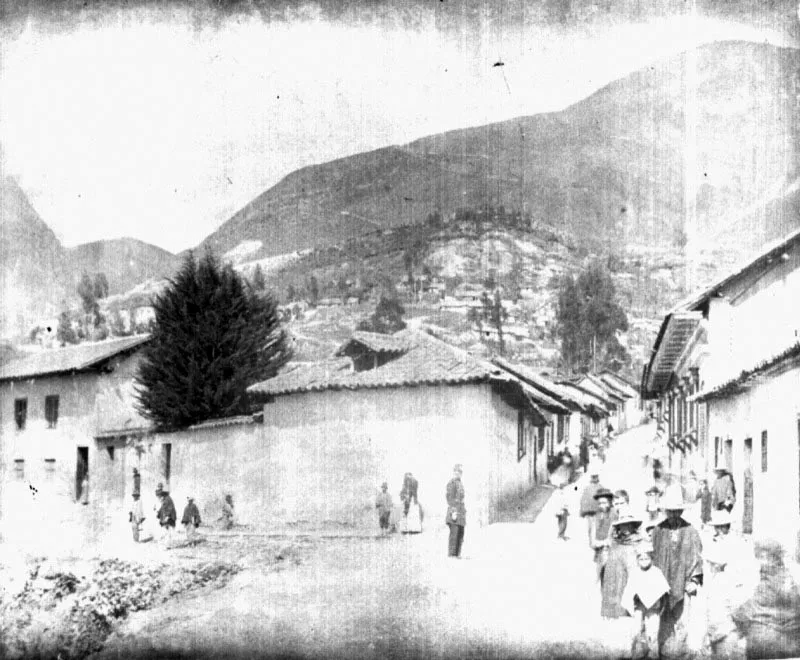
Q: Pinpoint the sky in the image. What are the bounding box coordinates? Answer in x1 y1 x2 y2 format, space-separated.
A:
0 2 796 253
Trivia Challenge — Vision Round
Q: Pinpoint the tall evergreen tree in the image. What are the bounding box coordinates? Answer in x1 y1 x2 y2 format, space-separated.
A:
358 295 406 334
135 252 291 430
56 311 78 346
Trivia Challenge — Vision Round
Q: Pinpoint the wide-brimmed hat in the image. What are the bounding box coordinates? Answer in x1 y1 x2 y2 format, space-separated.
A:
612 513 643 528
594 488 614 501
645 485 662 495
710 510 732 527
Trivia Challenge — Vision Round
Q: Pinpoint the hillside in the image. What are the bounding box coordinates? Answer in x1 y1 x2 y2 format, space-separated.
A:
0 176 68 336
198 41 799 266
65 238 180 296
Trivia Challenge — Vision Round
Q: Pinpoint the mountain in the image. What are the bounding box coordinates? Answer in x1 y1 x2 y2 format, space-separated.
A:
199 41 799 265
65 238 180 296
0 176 179 338
0 176 68 336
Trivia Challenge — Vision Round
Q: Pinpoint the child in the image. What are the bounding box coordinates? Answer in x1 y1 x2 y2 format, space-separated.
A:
555 482 570 540
375 482 393 536
622 541 670 659
181 496 202 544
612 489 631 522
128 493 145 543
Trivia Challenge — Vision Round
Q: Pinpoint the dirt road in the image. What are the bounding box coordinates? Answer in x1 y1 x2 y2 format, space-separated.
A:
95 425 659 660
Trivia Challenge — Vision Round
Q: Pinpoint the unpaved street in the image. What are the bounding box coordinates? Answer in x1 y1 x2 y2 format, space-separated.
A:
95 424 660 660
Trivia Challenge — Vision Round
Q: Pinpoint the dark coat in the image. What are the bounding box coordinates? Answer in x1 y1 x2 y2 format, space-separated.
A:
446 477 466 527
157 494 177 527
401 475 419 503
181 501 201 527
600 535 640 618
132 472 141 498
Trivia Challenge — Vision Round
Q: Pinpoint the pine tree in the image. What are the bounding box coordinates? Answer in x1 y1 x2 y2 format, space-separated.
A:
134 252 292 430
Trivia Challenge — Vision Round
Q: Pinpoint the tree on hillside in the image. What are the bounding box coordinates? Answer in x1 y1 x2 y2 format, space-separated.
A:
56 310 78 346
358 295 407 335
556 261 629 375
109 309 131 337
252 264 266 291
307 275 320 306
135 252 292 430
77 272 109 336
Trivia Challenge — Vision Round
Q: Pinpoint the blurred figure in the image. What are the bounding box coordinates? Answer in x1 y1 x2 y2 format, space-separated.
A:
181 496 201 544
220 494 235 530
80 475 89 505
128 493 145 543
375 482 393 537
554 482 570 541
155 483 177 547
732 539 800 659
698 476 712 528
580 470 604 544
132 467 141 498
711 467 736 513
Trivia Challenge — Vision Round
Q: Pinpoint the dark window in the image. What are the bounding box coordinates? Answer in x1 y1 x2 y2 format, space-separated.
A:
761 430 768 473
517 411 526 461
13 459 24 480
106 446 115 460
14 398 27 430
45 395 59 429
714 437 720 467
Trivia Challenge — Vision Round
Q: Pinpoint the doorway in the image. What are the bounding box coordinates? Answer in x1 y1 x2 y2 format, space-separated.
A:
743 438 753 534
160 443 172 489
75 447 89 501
723 438 733 472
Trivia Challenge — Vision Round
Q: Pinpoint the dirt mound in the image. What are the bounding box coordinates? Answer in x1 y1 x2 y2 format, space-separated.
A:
0 557 240 659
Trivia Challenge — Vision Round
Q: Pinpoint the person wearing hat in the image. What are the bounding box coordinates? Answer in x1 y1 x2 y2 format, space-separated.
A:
445 464 466 558
128 492 145 543
155 483 177 547
650 488 703 659
601 513 644 618
579 471 604 545
590 488 615 581
220 494 235 530
711 467 735 513
375 482 393 537
622 539 670 659
132 467 141 499
732 539 800 659
181 496 201 544
644 485 662 527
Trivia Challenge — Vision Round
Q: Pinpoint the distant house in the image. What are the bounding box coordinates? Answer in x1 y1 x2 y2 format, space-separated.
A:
0 335 151 543
245 330 552 528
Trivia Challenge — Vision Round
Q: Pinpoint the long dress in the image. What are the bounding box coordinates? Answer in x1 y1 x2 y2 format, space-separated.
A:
405 501 422 533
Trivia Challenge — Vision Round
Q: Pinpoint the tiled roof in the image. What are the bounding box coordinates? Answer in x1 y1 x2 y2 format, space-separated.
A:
492 358 577 413
0 335 151 382
693 342 800 402
558 382 611 414
249 330 497 397
334 330 413 356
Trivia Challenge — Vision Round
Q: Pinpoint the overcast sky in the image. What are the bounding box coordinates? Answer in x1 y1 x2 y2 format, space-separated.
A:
0 3 795 253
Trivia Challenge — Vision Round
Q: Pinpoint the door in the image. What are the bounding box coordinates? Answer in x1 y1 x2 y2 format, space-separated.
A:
75 447 89 501
742 438 753 534
723 438 733 472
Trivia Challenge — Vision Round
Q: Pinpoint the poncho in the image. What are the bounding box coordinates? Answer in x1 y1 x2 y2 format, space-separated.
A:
622 565 670 614
651 518 703 609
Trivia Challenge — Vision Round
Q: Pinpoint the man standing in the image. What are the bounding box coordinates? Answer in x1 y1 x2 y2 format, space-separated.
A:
579 470 603 545
400 472 419 516
590 488 615 581
221 494 235 530
132 467 141 498
446 464 466 558
650 489 703 659
155 483 177 547
711 467 735 513
375 482 393 537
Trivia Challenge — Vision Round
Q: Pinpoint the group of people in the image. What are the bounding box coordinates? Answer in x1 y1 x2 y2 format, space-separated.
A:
375 472 424 536
127 467 235 547
569 467 800 659
374 464 467 559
